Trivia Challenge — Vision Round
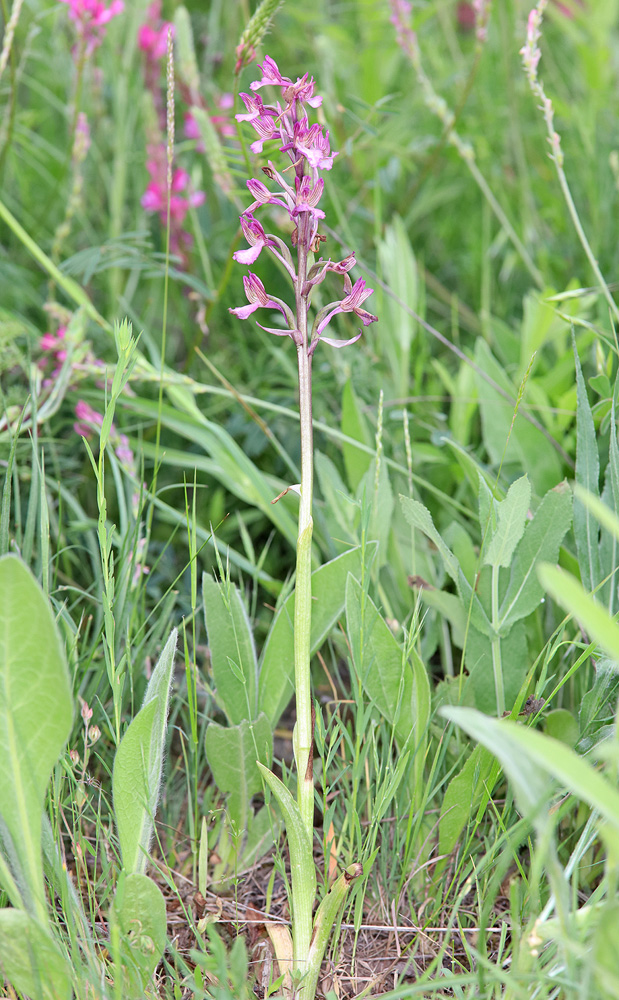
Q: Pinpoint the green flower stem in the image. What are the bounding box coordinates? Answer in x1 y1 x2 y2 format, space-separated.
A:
295 345 314 840
491 562 505 718
294 237 315 845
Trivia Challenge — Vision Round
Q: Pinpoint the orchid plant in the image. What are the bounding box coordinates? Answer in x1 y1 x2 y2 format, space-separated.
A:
229 56 377 998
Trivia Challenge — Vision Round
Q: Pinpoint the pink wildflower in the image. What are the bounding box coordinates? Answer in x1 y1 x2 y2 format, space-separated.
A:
39 325 68 379
141 143 205 263
74 400 104 437
60 0 124 54
230 56 377 354
137 1 172 59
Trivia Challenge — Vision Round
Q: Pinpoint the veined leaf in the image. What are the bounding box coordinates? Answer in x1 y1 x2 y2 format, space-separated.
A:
113 629 177 875
0 911 72 1000
258 545 373 727
483 475 531 569
0 556 73 919
110 872 167 998
203 574 258 724
499 482 572 630
205 714 272 830
345 575 430 753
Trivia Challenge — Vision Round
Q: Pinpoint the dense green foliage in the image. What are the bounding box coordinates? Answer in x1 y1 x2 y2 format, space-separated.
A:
2 0 619 996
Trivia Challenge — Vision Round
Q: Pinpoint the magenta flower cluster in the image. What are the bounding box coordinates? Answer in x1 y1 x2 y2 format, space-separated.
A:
230 56 377 354
60 0 124 55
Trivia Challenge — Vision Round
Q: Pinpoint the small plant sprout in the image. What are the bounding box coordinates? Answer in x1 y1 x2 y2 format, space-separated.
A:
229 56 376 998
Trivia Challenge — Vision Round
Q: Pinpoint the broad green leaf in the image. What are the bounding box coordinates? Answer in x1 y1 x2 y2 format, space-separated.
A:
0 910 72 1000
539 563 619 662
111 872 167 998
483 475 531 569
357 458 394 568
438 745 497 863
400 496 491 636
258 545 372 728
112 628 177 875
345 575 430 752
474 339 562 494
400 496 459 580
205 714 273 830
257 763 316 950
341 380 372 492
203 574 258 724
377 215 418 398
443 707 619 842
499 482 572 630
544 708 579 747
574 343 601 593
465 621 528 715
478 474 499 540
0 555 73 919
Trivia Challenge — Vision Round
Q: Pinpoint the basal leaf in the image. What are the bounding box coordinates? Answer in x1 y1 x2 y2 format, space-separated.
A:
345 575 430 752
499 482 572 630
0 910 72 1000
258 545 372 728
203 574 258 724
0 555 73 918
438 745 497 864
204 714 273 830
112 628 177 875
111 872 167 998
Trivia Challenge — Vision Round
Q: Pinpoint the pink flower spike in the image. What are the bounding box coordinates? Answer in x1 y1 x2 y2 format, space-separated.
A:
115 434 134 466
40 333 59 351
138 1 173 61
60 0 124 54
172 169 190 192
75 399 104 426
184 112 201 140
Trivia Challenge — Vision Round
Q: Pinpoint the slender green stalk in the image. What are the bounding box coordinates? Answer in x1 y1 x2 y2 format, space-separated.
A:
230 56 375 997
490 562 505 718
294 241 315 844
